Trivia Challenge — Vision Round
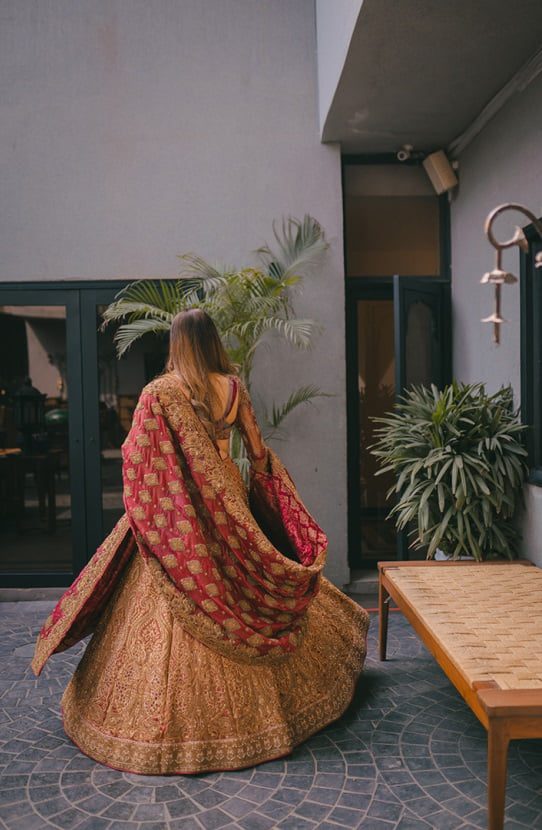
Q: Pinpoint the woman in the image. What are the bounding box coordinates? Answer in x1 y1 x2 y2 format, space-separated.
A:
31 309 369 775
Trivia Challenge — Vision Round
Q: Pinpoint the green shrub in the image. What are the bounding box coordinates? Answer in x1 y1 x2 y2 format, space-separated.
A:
369 382 528 561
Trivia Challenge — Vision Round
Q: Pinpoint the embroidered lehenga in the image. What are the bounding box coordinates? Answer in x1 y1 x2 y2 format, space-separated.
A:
31 372 369 774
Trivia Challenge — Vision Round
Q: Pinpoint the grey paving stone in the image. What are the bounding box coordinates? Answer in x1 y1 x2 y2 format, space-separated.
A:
101 802 134 821
396 813 433 830
26 783 62 802
119 785 154 803
71 817 112 829
294 800 330 821
273 787 305 806
132 802 168 820
197 807 236 829
50 806 92 827
76 793 116 812
98 782 133 800
282 774 314 788
0 801 34 822
418 810 466 830
169 818 202 830
222 796 258 819
236 813 276 830
193 788 230 808
61 781 98 801
166 797 200 818
249 772 283 788
4 812 49 830
1 608 541 830
256 799 292 820
236 784 270 804
344 778 374 795
336 791 371 810
326 805 365 826
213 779 247 797
34 795 74 817
366 799 404 823
276 817 317 830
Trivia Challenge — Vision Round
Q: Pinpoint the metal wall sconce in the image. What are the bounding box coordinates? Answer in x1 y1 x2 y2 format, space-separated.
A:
482 202 542 343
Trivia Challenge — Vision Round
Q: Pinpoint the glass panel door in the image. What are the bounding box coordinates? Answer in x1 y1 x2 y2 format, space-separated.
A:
393 276 452 558
80 288 169 557
0 291 86 585
394 276 451 393
356 297 397 561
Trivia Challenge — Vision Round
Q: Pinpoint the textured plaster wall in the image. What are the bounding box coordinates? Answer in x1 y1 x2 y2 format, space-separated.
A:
450 72 542 567
1 0 350 584
315 0 364 134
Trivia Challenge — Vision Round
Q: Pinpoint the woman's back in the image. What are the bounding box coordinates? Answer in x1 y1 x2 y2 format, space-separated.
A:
177 372 239 460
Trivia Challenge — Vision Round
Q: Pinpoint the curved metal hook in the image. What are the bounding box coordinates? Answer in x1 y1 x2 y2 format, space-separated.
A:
485 202 542 252
482 202 542 344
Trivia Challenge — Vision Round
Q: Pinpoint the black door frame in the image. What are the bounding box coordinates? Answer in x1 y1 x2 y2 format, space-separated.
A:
0 279 131 587
342 154 452 569
345 278 394 569
80 286 130 555
345 276 452 567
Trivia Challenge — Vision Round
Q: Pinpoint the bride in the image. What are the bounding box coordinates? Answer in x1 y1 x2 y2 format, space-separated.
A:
31 308 369 774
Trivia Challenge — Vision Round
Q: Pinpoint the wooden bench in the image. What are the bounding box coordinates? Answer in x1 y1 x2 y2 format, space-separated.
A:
378 560 542 830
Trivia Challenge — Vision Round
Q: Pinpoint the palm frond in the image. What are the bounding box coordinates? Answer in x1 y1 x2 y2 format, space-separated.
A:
100 279 181 330
101 216 330 460
252 317 321 349
177 253 229 293
113 318 171 357
263 385 333 440
255 215 329 282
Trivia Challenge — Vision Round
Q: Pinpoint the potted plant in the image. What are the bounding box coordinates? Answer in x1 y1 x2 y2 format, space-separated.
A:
369 381 528 561
100 215 332 478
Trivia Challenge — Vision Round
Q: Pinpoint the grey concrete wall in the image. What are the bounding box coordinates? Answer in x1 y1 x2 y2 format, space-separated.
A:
315 0 363 134
450 71 542 567
1 0 350 584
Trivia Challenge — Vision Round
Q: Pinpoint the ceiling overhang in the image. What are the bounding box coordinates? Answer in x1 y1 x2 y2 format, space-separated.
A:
320 0 542 155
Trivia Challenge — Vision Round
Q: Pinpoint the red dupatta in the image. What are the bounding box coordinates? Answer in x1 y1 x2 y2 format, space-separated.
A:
31 372 328 674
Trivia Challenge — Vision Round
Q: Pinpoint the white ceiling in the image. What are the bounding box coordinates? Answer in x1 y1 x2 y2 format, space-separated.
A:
321 0 542 155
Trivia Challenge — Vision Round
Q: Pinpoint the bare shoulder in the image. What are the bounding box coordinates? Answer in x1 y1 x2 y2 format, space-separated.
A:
209 371 240 392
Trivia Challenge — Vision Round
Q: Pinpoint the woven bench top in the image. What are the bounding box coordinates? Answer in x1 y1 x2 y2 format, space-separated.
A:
385 563 542 690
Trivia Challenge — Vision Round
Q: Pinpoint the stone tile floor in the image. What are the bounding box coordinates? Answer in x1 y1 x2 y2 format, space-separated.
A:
1 602 541 830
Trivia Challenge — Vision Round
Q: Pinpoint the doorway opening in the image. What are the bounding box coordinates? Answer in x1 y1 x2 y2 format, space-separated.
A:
344 158 452 569
0 282 167 587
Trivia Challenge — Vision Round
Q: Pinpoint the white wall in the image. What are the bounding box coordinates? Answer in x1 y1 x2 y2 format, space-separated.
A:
450 72 542 566
0 0 350 584
315 0 363 135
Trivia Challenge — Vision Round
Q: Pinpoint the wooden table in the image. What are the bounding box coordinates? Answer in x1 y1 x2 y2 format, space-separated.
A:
378 560 542 830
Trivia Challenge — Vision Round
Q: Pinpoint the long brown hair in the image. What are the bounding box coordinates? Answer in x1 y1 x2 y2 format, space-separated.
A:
165 309 236 439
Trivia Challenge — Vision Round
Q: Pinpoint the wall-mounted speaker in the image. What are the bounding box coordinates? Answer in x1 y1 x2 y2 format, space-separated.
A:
422 150 458 194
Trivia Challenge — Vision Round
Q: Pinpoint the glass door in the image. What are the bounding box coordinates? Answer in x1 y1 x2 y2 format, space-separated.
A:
394 276 451 394
80 288 169 557
393 276 452 559
0 282 170 587
346 277 452 567
0 290 86 586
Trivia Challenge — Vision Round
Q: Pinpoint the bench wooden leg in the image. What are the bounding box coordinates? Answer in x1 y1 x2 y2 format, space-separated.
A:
487 720 509 830
379 576 389 661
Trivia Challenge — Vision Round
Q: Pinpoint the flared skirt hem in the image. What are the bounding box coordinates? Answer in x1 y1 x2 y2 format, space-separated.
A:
61 679 359 775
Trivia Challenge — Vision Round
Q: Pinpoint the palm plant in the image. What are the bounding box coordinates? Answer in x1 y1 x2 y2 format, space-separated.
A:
369 382 528 561
101 215 332 476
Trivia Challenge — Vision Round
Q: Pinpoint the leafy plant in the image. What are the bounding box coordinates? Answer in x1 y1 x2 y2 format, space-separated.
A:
369 381 528 561
100 215 333 474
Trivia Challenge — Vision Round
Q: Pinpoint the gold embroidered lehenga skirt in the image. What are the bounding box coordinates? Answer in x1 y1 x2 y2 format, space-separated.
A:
60 458 369 775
